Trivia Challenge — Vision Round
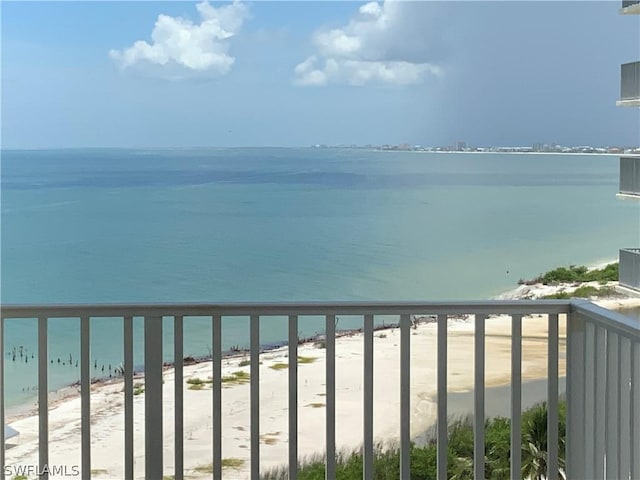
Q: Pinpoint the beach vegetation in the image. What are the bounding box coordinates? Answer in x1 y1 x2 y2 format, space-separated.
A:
298 356 317 364
261 400 566 480
186 376 213 390
238 359 250 367
542 285 615 299
194 464 214 474
529 263 618 285
90 470 109 476
270 363 289 370
221 458 246 469
195 459 245 472
133 383 145 396
221 370 250 384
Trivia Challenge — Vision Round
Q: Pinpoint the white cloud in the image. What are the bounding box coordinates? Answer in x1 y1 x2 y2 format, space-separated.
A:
294 1 443 87
109 1 248 79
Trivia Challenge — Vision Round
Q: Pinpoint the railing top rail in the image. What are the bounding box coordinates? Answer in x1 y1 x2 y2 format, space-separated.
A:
1 300 572 319
572 300 640 340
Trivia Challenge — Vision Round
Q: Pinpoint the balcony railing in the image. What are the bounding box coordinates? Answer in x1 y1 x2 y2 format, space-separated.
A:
621 1 640 14
620 248 640 291
618 61 640 106
0 301 638 480
620 156 640 198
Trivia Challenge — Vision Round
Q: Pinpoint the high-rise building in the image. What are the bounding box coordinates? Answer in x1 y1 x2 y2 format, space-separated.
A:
617 0 640 293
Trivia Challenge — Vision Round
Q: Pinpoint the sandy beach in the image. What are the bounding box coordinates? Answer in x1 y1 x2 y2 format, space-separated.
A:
4 280 638 479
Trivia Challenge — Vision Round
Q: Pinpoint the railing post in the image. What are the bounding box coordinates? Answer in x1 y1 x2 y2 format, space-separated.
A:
474 314 486 480
632 341 640 480
325 314 336 480
38 316 49 480
399 314 411 480
212 315 222 480
124 316 134 479
80 316 91 480
436 314 448 480
363 314 374 480
566 308 586 480
547 314 559 480
174 316 184 480
288 315 299 480
250 315 260 479
510 314 522 480
144 315 163 480
606 332 620 480
0 317 4 480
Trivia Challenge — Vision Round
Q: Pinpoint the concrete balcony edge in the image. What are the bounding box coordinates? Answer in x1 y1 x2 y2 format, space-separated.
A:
617 192 640 200
616 98 640 107
620 3 640 14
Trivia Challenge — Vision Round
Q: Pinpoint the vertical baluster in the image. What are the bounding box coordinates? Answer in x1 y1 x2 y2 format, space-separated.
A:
399 314 410 480
124 316 134 480
0 317 5 480
606 332 619 480
619 336 632 479
632 340 640 480
250 315 260 479
212 315 222 480
144 315 163 480
437 314 448 480
288 315 298 480
510 314 522 480
594 326 607 479
363 314 374 480
566 311 585 479
584 322 596 480
38 316 49 480
174 316 184 480
80 316 91 480
325 314 336 480
547 314 559 480
474 314 485 480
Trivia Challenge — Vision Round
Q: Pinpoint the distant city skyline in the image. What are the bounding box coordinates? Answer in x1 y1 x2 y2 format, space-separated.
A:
2 1 639 149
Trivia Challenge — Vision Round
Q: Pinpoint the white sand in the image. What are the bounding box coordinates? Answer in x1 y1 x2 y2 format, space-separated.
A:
5 311 570 480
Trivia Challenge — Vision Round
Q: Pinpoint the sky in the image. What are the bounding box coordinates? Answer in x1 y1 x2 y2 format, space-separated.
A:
1 1 639 148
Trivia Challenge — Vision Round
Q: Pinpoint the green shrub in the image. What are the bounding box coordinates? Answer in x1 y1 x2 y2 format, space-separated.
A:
261 401 566 480
534 263 618 285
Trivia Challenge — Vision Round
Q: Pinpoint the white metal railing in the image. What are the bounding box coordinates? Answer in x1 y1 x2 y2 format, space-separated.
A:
0 301 638 480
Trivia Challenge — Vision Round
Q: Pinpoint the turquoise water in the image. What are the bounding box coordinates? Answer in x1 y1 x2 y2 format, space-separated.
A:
1 148 639 407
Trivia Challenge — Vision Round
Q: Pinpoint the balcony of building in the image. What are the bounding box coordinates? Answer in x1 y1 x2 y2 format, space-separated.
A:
619 156 640 199
620 0 640 15
617 61 640 107
620 248 640 292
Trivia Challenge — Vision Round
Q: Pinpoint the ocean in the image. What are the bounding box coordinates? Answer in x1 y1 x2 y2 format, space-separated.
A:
1 148 638 408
